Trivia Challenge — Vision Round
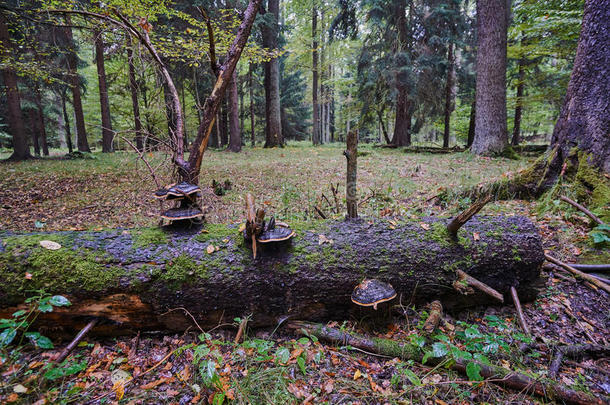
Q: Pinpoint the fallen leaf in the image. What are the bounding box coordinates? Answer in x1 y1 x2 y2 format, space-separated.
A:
39 240 61 250
473 232 480 241
323 379 334 393
13 384 28 393
353 369 362 380
238 223 246 232
24 272 32 280
420 223 430 230
318 234 334 245
6 393 19 403
206 245 215 254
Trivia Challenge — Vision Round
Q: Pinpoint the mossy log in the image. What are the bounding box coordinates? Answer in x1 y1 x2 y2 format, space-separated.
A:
0 216 544 335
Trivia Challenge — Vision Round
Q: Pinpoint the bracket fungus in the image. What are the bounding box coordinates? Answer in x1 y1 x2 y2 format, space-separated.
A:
351 279 397 310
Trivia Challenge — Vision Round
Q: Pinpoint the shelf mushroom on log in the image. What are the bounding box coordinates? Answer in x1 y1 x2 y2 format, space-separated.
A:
0 215 544 335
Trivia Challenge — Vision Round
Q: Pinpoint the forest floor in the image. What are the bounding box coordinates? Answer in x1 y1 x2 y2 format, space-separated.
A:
0 143 608 404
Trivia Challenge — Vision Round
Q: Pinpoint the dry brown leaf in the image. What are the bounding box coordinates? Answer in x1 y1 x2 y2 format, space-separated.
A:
473 232 480 241
420 223 430 230
206 245 215 254
39 240 61 250
353 369 362 380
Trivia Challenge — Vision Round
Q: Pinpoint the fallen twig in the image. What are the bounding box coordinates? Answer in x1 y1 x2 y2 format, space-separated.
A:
422 300 443 334
55 318 98 364
453 270 504 303
510 286 530 335
234 317 248 344
288 321 603 405
545 254 610 294
559 195 604 225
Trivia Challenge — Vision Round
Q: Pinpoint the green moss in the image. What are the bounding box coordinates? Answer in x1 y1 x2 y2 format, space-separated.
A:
574 152 610 223
162 254 209 288
0 236 124 299
425 222 472 248
372 337 420 360
131 227 168 248
500 145 520 160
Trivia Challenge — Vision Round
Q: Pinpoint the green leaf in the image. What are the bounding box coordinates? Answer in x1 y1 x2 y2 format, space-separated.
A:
422 351 432 365
473 352 490 365
464 327 482 339
0 318 17 329
38 303 53 313
0 328 17 346
49 295 71 307
297 337 309 345
25 332 54 349
431 342 448 358
297 355 306 375
275 347 290 364
466 362 483 381
12 310 27 318
402 368 422 386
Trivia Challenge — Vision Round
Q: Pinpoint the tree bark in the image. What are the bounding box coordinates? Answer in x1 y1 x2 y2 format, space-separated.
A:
262 0 283 147
549 0 610 173
228 71 242 152
249 62 255 147
467 98 475 148
0 216 544 334
28 109 41 156
94 29 114 153
443 42 454 149
126 36 143 151
61 89 74 154
64 17 90 153
312 4 320 145
0 11 31 161
34 88 49 156
471 0 508 155
391 0 411 147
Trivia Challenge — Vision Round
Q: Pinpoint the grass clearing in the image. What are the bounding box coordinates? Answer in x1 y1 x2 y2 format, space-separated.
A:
0 142 533 231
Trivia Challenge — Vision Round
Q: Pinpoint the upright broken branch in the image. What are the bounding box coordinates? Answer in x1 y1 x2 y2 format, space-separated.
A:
344 131 358 218
447 194 492 236
186 0 263 183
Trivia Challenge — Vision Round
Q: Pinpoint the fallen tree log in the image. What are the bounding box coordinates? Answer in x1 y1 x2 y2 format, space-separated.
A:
0 216 544 335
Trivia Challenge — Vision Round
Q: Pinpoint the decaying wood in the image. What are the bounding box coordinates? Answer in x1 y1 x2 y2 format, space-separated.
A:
55 318 98 364
559 195 604 225
550 343 610 380
545 254 610 294
288 321 603 405
422 300 442 334
0 216 543 334
567 263 610 273
344 131 358 219
447 194 492 236
453 270 504 303
510 286 530 335
234 317 248 344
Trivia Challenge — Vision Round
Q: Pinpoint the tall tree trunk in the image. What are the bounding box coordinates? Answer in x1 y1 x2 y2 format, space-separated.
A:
0 11 31 161
34 89 49 156
262 0 283 147
61 90 74 153
228 71 242 152
249 62 255 146
64 18 90 153
56 94 68 149
163 82 178 149
239 76 244 137
126 37 143 151
467 98 476 148
471 0 508 155
94 29 113 153
29 109 41 156
392 0 411 147
220 101 229 146
443 42 454 149
511 57 525 146
377 109 391 144
312 4 320 145
549 0 610 173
